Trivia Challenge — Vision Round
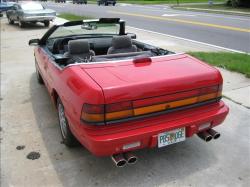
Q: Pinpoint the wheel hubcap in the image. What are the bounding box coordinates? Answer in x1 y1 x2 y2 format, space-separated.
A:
58 103 67 138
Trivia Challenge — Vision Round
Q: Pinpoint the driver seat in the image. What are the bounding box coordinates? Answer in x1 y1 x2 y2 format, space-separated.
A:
64 39 95 62
107 36 137 54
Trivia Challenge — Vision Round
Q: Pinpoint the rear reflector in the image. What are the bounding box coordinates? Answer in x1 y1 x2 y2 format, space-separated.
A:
123 142 141 150
106 109 133 121
134 97 197 116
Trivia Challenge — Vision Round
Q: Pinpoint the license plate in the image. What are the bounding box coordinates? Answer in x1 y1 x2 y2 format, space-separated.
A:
158 128 186 148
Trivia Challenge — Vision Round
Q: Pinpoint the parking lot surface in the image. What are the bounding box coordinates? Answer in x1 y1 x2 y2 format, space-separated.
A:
1 18 250 187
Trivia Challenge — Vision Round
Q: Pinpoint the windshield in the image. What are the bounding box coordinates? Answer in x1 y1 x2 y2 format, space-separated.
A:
21 3 44 11
49 22 120 39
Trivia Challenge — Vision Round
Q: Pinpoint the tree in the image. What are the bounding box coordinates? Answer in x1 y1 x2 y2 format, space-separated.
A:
227 0 250 7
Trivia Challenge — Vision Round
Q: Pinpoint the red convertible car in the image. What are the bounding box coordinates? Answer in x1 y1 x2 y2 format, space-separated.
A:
29 18 229 167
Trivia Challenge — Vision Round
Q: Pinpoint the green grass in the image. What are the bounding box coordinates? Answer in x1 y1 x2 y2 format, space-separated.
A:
189 52 250 78
58 13 93 21
176 3 250 12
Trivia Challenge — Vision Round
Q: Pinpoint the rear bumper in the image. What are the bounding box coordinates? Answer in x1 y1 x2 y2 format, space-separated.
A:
76 101 229 156
21 16 55 22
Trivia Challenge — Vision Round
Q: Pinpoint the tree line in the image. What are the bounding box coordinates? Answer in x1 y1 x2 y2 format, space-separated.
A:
226 0 250 7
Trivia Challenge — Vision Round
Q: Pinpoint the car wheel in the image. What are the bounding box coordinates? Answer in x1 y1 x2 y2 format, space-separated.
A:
113 2 116 6
98 2 100 6
18 20 25 28
35 62 44 84
7 16 14 24
57 97 79 147
44 20 50 27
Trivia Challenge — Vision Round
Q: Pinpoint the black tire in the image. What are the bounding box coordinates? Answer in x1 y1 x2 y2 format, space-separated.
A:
44 20 50 27
57 97 78 147
35 61 44 84
7 16 14 24
18 20 25 28
113 2 116 6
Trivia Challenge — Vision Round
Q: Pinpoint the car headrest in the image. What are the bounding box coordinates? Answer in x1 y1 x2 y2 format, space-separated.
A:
112 36 132 49
68 39 90 54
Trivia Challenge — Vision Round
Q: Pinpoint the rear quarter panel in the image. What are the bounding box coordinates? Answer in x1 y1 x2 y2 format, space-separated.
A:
34 47 105 139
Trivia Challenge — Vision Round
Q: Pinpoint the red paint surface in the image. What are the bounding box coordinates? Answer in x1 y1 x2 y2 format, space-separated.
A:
35 48 229 156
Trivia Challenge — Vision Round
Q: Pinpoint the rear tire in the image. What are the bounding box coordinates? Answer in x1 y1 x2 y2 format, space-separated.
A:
18 20 25 28
7 16 14 24
44 20 50 27
57 98 78 147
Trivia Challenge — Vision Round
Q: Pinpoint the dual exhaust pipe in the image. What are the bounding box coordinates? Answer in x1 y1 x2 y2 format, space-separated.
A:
111 152 137 167
197 128 220 142
112 129 220 167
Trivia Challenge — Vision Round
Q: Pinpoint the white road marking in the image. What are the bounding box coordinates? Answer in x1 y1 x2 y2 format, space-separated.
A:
127 26 249 54
120 3 131 7
167 10 250 21
162 14 196 17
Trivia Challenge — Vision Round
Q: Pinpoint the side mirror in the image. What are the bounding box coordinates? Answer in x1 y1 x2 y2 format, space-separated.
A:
126 33 136 39
29 39 40 46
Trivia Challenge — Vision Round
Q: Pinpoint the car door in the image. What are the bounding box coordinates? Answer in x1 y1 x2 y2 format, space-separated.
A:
14 4 23 21
9 4 18 20
6 4 15 19
35 46 50 86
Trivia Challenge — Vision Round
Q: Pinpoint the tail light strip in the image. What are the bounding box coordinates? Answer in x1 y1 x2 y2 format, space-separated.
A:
81 85 222 124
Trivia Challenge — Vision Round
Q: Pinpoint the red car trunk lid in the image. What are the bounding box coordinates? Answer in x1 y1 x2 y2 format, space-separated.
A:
81 54 222 103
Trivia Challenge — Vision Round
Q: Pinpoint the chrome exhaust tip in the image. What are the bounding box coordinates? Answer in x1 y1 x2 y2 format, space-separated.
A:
197 131 213 142
124 152 137 164
207 129 220 139
111 154 127 167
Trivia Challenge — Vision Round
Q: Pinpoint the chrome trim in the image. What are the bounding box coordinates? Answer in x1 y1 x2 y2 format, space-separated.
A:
22 16 55 21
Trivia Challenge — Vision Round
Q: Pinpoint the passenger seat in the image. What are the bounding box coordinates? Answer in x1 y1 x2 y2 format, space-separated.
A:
64 39 95 62
107 36 137 54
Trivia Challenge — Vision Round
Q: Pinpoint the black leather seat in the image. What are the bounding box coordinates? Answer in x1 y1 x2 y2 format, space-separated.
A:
107 36 137 54
64 39 95 62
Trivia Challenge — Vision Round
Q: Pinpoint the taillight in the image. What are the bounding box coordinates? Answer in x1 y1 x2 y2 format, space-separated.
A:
81 101 133 124
198 85 220 102
105 101 133 121
81 84 222 124
81 104 104 123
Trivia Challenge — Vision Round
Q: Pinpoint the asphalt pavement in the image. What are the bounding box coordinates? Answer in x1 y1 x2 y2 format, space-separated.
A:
43 2 250 53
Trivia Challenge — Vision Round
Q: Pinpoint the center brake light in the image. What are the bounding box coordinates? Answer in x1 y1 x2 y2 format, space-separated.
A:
81 85 222 124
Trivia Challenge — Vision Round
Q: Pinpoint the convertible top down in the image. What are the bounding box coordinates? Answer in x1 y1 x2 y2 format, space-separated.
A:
29 18 229 167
